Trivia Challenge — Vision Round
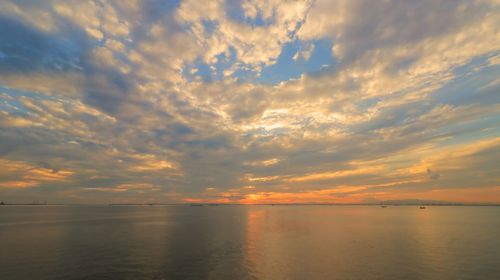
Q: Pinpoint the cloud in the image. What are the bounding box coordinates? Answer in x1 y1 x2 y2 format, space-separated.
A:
0 159 73 188
0 16 89 73
175 0 312 72
0 0 499 203
427 168 440 180
298 0 497 62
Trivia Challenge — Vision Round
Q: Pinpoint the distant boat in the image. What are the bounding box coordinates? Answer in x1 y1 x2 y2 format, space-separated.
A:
420 206 426 209
381 205 387 208
190 204 204 207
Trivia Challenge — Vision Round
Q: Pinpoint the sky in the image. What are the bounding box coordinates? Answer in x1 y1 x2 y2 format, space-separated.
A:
0 0 499 204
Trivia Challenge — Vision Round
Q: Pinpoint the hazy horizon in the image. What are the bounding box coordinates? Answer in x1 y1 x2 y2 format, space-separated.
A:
1 0 499 204
3 199 500 206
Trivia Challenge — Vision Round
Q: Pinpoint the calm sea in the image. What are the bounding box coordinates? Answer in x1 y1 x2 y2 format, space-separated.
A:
0 205 499 279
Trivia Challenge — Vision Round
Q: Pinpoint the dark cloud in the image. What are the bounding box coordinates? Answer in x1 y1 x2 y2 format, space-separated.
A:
36 161 59 173
0 14 150 118
332 0 490 64
427 168 440 180
0 16 89 73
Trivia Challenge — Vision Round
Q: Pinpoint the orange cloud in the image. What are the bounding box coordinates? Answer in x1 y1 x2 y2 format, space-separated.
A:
0 159 73 188
286 165 385 182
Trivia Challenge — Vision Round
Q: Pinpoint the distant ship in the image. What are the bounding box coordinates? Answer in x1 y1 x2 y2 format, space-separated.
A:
420 206 426 209
381 205 387 208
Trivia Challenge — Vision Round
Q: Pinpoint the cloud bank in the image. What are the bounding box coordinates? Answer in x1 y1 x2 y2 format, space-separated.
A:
0 0 499 204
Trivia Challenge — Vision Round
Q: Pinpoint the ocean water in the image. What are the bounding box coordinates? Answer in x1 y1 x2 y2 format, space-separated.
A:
0 205 499 280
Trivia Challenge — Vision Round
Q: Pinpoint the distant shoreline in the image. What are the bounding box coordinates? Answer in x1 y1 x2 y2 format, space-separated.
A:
2 203 499 207
0 203 64 206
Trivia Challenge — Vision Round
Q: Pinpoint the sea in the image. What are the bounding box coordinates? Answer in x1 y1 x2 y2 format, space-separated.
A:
1 205 499 279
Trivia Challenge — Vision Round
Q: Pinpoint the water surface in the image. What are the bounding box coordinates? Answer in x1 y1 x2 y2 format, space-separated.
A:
1 205 499 279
